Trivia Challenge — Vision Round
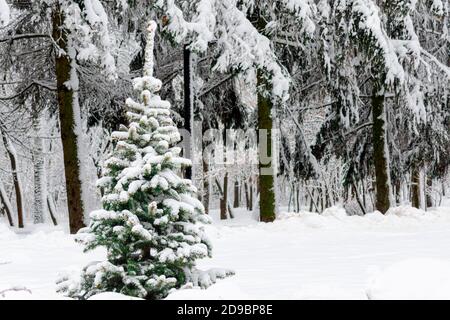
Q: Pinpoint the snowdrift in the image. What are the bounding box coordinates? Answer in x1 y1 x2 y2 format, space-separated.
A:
1 205 450 299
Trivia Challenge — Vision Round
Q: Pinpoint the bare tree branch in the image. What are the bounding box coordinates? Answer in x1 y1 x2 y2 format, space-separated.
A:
0 80 56 100
0 33 50 43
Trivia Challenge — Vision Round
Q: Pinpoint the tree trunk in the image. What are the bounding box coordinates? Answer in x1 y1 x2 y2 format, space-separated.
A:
257 70 276 222
32 105 46 224
372 88 391 214
244 181 250 211
233 179 239 208
0 179 14 227
220 126 228 219
52 6 85 234
394 177 401 206
47 194 58 226
323 183 329 209
183 44 193 180
249 176 254 211
411 165 420 209
362 179 367 209
202 158 210 215
351 178 366 215
1 132 24 228
288 183 293 212
426 170 433 209
215 178 234 219
309 188 315 212
220 173 228 220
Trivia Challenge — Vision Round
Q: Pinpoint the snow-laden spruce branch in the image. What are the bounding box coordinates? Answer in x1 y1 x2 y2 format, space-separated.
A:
161 0 302 100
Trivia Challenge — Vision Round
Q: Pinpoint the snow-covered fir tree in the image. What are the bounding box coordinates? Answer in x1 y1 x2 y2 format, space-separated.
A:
57 21 232 300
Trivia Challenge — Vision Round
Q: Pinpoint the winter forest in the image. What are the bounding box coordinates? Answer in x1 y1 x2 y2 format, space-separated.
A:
0 0 449 300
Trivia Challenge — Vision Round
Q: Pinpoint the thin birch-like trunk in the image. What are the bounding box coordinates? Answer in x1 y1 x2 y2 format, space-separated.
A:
32 108 46 224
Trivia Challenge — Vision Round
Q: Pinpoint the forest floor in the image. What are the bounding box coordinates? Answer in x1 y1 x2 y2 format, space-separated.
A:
2 203 450 299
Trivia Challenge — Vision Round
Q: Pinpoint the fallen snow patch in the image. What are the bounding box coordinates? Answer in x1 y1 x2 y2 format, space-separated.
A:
88 292 143 300
292 284 358 300
321 205 348 220
386 206 426 218
166 280 250 300
0 223 16 241
2 204 450 300
367 258 450 300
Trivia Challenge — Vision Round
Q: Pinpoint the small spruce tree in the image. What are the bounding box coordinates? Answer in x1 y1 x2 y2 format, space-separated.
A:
59 21 232 300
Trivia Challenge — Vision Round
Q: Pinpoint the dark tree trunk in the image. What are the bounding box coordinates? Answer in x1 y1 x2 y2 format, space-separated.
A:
1 132 24 228
52 6 85 234
394 177 401 206
351 178 366 215
244 181 250 211
372 88 391 214
215 178 234 219
319 189 324 212
257 70 276 222
202 158 210 215
233 179 239 208
47 194 58 226
324 184 330 209
183 45 193 180
411 165 420 209
220 173 228 220
426 172 433 209
249 176 254 211
220 125 228 219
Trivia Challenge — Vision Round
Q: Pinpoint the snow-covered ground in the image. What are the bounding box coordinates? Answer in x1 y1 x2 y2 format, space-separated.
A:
2 205 450 300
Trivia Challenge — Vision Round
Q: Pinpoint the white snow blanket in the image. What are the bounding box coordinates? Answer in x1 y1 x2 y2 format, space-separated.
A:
2 205 450 299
